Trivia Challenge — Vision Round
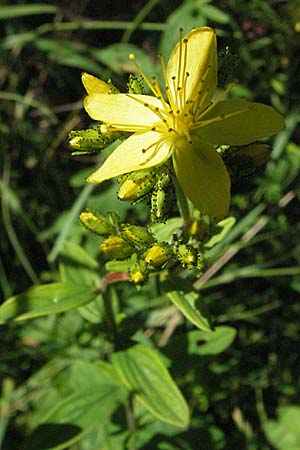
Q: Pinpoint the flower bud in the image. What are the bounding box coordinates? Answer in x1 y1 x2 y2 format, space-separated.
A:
121 225 155 248
143 243 174 268
118 169 157 201
129 260 148 285
100 236 135 259
176 244 197 269
68 129 105 154
150 173 172 222
80 209 114 236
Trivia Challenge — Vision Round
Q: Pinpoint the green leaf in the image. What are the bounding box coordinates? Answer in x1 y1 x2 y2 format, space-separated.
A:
188 326 237 355
204 216 236 249
59 241 100 287
112 344 190 428
0 283 96 323
264 406 300 450
150 217 182 242
70 360 124 391
201 4 231 23
167 291 212 331
0 4 57 19
24 386 126 450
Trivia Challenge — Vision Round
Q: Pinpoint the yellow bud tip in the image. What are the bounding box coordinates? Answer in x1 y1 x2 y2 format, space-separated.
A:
69 137 82 149
131 271 144 284
100 124 108 134
129 53 135 61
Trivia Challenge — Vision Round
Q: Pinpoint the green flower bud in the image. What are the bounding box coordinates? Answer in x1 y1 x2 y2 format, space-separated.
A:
118 169 158 201
151 173 172 222
176 244 198 269
129 259 148 285
80 209 114 236
121 225 155 248
100 236 135 259
144 243 174 268
68 129 105 154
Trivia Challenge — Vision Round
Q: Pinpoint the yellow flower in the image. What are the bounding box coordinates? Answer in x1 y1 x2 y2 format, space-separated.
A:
83 27 284 221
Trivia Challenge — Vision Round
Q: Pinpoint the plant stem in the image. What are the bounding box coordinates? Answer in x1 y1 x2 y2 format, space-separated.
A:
103 287 119 347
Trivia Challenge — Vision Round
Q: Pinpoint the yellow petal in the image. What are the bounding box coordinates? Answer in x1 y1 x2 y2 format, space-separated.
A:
84 93 164 132
173 137 230 222
81 73 110 94
167 27 217 110
87 131 171 183
195 99 285 145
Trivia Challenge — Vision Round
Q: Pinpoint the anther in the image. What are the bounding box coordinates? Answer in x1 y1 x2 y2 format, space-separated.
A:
183 38 188 43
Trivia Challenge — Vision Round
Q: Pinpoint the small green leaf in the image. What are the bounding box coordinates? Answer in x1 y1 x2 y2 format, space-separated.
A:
205 217 236 249
112 344 190 428
188 326 237 355
167 291 212 331
264 406 300 450
0 283 96 323
150 217 182 242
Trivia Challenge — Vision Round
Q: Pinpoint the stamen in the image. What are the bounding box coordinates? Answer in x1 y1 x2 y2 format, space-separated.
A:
197 82 236 121
129 54 158 98
157 53 176 112
192 107 248 130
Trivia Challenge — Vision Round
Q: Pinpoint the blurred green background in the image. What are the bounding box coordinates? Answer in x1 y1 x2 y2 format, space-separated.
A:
1 1 300 449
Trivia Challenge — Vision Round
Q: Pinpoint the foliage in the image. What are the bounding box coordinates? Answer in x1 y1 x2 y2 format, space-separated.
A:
1 1 300 449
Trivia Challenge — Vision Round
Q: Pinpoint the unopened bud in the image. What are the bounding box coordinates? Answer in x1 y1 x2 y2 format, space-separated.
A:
129 260 148 285
121 225 155 248
144 243 174 267
176 244 197 269
118 169 157 201
100 236 135 259
80 209 114 236
68 129 105 154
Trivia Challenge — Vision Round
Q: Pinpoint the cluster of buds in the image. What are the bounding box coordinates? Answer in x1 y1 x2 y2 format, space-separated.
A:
79 209 209 285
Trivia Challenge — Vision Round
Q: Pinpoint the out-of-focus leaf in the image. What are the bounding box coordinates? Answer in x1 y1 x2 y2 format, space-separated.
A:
205 217 236 249
0 283 96 323
24 385 126 450
201 4 231 23
167 291 212 331
91 43 155 77
264 406 300 450
0 4 57 19
159 1 206 60
59 241 100 287
188 326 237 355
112 344 190 428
